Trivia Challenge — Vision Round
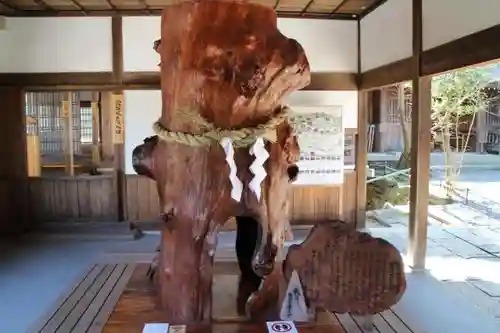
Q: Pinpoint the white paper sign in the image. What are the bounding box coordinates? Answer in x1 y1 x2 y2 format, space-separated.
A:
142 323 169 333
279 270 309 322
266 321 298 333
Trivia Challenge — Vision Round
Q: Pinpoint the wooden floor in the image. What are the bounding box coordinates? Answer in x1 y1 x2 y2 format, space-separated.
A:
29 258 497 333
100 264 416 333
29 260 418 333
30 263 135 333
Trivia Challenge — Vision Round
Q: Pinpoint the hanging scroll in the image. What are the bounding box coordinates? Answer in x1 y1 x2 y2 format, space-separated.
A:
289 106 344 185
112 93 124 144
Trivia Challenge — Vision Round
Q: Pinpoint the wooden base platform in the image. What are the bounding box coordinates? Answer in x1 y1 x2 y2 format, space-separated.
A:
101 264 416 333
30 262 418 333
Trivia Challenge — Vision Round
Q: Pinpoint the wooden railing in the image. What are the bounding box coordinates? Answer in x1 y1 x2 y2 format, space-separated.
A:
27 175 118 222
125 171 357 225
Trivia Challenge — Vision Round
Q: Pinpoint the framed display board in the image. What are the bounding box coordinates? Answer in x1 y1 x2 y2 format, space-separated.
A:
289 106 344 185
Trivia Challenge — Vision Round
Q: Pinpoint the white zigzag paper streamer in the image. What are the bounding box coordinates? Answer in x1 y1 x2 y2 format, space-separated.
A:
220 137 243 202
249 137 269 202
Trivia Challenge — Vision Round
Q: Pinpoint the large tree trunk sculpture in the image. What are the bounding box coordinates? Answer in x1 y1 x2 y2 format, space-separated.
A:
132 0 309 323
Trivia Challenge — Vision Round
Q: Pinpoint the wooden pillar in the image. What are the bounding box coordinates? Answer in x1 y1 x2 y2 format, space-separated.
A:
100 93 114 163
0 87 29 234
62 92 75 177
475 108 486 153
408 0 430 269
355 91 369 228
112 16 126 222
355 19 368 229
91 92 101 165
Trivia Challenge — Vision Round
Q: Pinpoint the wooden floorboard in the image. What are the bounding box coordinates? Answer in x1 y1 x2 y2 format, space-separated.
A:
40 264 106 333
56 265 116 332
32 263 135 333
379 311 413 333
32 259 494 333
334 311 414 333
335 313 362 332
71 264 128 333
371 313 397 333
86 265 136 333
101 264 347 333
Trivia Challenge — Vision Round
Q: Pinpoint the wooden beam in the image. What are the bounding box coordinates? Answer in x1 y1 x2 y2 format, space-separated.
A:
2 9 357 20
407 0 429 270
355 91 369 228
329 0 348 16
62 93 75 176
360 24 500 89
0 87 29 234
359 0 388 19
0 0 22 11
123 71 358 90
111 16 126 222
421 24 500 76
0 72 116 87
355 16 367 229
359 58 412 90
0 71 358 91
111 17 123 82
305 72 358 90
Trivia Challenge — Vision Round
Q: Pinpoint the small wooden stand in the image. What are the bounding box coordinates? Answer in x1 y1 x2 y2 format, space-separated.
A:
101 264 344 333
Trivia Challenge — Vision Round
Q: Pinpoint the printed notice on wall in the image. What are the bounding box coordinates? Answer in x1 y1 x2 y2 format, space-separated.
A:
112 93 124 144
289 106 344 185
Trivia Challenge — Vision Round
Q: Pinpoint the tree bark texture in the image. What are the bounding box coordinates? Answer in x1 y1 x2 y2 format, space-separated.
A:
132 0 310 323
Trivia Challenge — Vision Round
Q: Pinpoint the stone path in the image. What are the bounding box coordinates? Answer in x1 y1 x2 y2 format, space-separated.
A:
368 225 500 322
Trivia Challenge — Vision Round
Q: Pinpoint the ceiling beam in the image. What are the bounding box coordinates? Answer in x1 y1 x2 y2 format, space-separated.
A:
360 23 500 89
329 0 348 16
359 58 412 90
104 0 117 12
358 0 387 19
421 24 500 76
300 0 315 16
68 0 87 14
32 0 54 11
137 0 152 14
0 71 358 91
0 8 357 19
0 0 22 11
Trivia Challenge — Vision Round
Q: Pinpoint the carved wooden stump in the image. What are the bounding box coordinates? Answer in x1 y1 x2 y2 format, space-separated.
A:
132 0 309 323
283 220 406 315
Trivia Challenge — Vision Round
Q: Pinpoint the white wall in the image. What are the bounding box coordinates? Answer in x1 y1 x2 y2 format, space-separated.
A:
0 15 358 73
0 18 112 73
360 0 412 72
277 19 357 73
123 90 357 174
124 90 162 175
123 17 358 73
423 0 500 50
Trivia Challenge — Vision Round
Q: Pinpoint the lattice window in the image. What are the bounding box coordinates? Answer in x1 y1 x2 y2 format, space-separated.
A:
386 86 412 124
25 91 96 165
486 101 500 126
79 101 93 144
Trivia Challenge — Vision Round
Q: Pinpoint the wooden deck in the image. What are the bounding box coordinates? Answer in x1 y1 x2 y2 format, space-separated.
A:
29 263 135 333
102 264 417 333
29 260 418 333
